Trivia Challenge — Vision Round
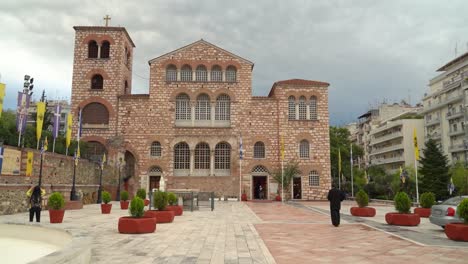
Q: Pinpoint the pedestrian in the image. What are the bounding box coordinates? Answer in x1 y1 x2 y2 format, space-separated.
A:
327 183 345 227
259 185 264 199
26 185 45 222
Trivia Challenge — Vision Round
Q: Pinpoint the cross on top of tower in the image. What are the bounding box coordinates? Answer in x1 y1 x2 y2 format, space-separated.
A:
103 15 111 27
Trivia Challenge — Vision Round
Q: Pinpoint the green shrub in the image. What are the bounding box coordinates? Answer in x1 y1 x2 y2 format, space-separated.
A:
153 191 168 210
458 198 468 224
102 191 111 204
394 192 411 214
136 189 146 200
167 192 178 206
129 197 144 218
120 191 129 201
355 190 369 208
420 192 435 209
48 192 65 210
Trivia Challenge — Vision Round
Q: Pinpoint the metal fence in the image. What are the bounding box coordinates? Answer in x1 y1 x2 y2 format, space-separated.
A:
149 190 214 212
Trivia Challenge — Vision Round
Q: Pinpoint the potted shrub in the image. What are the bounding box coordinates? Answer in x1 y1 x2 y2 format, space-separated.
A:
136 188 150 206
144 191 175 223
414 192 435 218
350 190 376 217
385 192 420 226
120 191 129 209
445 198 468 241
101 191 112 214
166 192 183 216
118 197 156 234
48 192 65 223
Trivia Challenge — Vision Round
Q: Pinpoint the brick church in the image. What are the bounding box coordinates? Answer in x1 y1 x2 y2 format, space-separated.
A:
70 25 331 200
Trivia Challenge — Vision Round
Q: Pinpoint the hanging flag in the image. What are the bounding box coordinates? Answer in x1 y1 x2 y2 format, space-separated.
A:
26 151 33 176
239 135 244 160
76 108 82 159
16 92 30 135
44 137 48 152
36 101 46 144
399 166 405 183
101 153 106 170
338 148 342 177
280 135 285 161
0 83 5 118
66 113 72 149
52 104 62 139
448 177 455 195
413 128 419 161
0 146 4 175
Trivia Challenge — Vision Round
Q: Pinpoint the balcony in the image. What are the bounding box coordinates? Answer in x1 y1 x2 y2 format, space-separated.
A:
369 131 403 146
446 110 464 120
425 118 441 127
370 143 404 156
427 132 441 140
371 120 403 135
370 156 405 165
421 94 463 114
448 129 464 137
449 143 468 153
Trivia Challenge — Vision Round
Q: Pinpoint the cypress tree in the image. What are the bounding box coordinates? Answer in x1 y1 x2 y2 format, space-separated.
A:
419 139 450 200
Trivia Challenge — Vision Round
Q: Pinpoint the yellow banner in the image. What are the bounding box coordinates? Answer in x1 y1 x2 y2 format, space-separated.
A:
413 128 419 160
66 113 72 148
36 102 46 143
26 151 34 176
280 135 285 161
0 83 5 118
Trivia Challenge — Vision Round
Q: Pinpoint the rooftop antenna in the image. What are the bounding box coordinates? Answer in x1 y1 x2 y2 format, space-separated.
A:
455 42 458 57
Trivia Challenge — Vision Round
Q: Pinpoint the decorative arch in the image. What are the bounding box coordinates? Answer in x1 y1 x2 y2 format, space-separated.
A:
166 64 177 82
78 97 115 118
211 65 222 82
226 65 237 82
251 165 269 174
195 65 208 82
85 69 110 80
180 64 193 81
148 166 162 176
82 34 116 46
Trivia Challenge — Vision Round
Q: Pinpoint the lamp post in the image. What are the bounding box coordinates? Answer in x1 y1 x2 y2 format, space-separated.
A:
116 157 122 201
70 150 78 201
38 140 44 187
17 75 34 147
96 158 104 204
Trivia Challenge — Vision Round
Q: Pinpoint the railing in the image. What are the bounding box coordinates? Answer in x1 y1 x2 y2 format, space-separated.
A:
370 143 404 156
448 129 464 137
369 131 403 145
427 132 441 140
425 118 441 127
149 190 215 212
370 156 404 165
422 94 463 113
448 144 468 153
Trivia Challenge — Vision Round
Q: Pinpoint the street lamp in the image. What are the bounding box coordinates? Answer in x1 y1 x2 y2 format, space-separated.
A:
96 157 104 204
70 150 78 201
116 157 123 201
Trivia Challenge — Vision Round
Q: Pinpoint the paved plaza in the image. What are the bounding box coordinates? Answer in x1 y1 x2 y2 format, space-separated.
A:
1 200 468 263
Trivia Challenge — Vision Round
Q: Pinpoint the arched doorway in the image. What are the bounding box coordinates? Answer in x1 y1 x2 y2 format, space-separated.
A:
148 166 162 194
251 165 269 200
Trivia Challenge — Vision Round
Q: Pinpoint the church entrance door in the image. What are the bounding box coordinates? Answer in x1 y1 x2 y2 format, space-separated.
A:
252 176 267 200
149 176 161 192
293 177 302 199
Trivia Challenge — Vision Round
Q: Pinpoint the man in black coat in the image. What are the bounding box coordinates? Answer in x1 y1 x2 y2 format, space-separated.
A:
327 184 346 227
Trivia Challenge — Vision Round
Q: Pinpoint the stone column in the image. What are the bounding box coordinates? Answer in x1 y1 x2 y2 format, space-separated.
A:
211 101 216 126
222 71 226 82
295 103 299 120
207 71 211 82
97 45 101 59
306 104 310 120
190 149 195 176
192 70 196 81
191 101 196 127
177 70 181 81
210 149 215 176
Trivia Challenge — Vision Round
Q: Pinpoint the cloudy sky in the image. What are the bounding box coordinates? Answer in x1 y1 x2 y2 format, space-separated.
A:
1 0 467 125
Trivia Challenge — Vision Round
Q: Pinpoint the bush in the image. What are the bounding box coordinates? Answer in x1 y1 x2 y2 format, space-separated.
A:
129 197 144 218
420 192 435 208
120 191 129 201
167 192 178 206
394 192 411 214
48 192 65 210
458 198 468 224
136 189 146 200
102 191 111 204
355 190 369 208
153 191 168 210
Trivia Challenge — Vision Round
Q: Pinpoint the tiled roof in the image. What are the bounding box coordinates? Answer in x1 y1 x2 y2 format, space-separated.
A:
268 79 330 97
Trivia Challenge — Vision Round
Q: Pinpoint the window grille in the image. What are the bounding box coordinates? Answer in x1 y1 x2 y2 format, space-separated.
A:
149 166 162 176
226 66 237 82
253 142 265 159
166 65 177 81
196 94 211 120
150 141 161 157
215 142 231 169
195 143 210 169
310 96 317 120
288 96 296 120
299 140 310 158
91 75 103 89
299 96 307 120
211 65 222 81
181 65 192 81
175 94 191 120
82 103 109 124
88 41 98 58
215 94 230 120
174 143 190 169
101 41 110 58
196 65 208 81
251 165 268 173
309 171 319 186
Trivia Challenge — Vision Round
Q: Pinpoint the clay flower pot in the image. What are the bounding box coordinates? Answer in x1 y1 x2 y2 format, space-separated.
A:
118 216 156 234
414 208 431 218
350 207 376 217
144 210 175 223
385 213 420 226
445 223 468 241
144 199 150 206
275 195 282 202
120 200 129 210
166 205 183 216
241 193 248 201
101 204 112 214
49 209 65 223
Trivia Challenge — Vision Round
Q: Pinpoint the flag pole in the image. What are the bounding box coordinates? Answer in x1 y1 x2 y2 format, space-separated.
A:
239 158 242 201
52 139 56 153
281 159 284 203
350 144 354 197
415 157 419 204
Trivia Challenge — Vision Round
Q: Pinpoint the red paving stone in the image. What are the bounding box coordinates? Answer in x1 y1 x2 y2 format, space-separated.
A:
246 202 468 264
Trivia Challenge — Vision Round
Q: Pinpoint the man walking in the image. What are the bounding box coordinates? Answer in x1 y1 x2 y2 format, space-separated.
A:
327 183 346 227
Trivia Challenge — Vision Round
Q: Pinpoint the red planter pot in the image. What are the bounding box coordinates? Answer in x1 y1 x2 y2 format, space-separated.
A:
275 195 282 202
118 216 156 234
414 208 431 218
120 201 129 210
101 204 112 214
49 209 65 223
350 207 376 217
241 193 247 201
144 199 150 206
144 210 175 223
385 213 420 226
445 223 468 242
167 205 183 216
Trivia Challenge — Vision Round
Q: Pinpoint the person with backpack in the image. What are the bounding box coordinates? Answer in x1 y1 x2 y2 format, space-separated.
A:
26 185 45 222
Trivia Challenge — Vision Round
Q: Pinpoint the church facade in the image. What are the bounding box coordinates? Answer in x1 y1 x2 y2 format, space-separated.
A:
70 25 331 200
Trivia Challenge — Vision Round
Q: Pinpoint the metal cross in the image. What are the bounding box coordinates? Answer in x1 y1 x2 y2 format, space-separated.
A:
104 15 111 27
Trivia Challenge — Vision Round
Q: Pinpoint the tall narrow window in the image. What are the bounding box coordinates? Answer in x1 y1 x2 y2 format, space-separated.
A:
88 41 98 58
299 96 307 120
288 96 296 120
309 171 319 186
253 142 266 159
299 140 310 158
166 65 177 81
211 65 222 81
181 65 192 81
196 65 208 81
150 141 161 157
215 142 231 169
124 80 129 94
310 96 317 120
174 142 190 169
101 41 110 58
215 94 230 121
195 143 210 169
175 94 191 120
226 66 237 82
195 94 211 120
91 74 103 90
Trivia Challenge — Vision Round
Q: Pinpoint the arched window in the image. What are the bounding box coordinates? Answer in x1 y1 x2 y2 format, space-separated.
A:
174 142 190 169
215 94 230 121
211 65 222 82
196 65 208 82
226 66 237 82
101 41 110 58
83 141 106 161
252 165 268 174
175 94 191 120
288 96 296 120
82 103 109 124
180 65 192 81
195 143 210 169
310 96 317 120
91 74 103 89
88 41 98 58
299 96 307 120
166 65 177 82
299 140 310 158
308 171 320 186
253 142 265 159
195 94 211 120
215 142 231 169
150 141 161 157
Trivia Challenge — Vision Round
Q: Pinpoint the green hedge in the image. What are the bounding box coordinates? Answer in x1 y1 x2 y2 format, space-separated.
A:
394 192 411 214
129 197 144 218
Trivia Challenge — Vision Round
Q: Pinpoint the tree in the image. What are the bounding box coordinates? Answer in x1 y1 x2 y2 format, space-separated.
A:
364 166 393 199
272 161 301 200
450 162 468 195
419 139 450 200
